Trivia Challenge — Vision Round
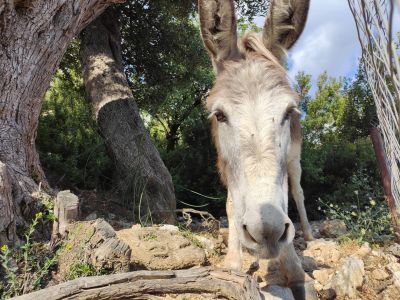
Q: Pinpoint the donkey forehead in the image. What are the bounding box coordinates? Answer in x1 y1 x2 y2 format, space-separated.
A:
208 59 297 114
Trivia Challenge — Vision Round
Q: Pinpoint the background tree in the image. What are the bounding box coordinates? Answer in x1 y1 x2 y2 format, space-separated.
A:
0 0 122 245
80 8 176 224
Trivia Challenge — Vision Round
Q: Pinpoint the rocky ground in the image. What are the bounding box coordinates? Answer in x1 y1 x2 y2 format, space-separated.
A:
52 209 400 300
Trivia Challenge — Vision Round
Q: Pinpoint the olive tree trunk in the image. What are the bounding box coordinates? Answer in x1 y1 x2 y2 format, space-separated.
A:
0 0 123 245
80 9 176 224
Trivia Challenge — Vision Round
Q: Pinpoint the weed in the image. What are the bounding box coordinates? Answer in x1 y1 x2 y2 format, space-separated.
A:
178 226 204 249
0 213 60 299
142 232 158 241
319 194 393 245
65 262 97 280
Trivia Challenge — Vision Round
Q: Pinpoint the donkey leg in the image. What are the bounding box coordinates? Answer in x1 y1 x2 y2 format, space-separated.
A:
280 243 317 300
288 159 313 241
223 192 242 271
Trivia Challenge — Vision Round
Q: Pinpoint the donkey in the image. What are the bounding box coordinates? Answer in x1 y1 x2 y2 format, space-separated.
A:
198 0 314 294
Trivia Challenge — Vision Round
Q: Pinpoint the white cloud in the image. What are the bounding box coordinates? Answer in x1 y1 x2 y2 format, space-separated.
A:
287 0 360 81
255 0 361 84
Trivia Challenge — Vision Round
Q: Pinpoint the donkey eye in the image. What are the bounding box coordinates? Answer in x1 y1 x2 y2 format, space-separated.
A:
282 108 295 125
215 110 228 123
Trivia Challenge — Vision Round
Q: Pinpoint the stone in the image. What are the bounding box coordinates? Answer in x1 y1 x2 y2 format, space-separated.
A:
313 269 332 286
371 269 390 281
159 224 179 232
328 256 365 298
356 242 371 257
303 239 341 266
387 262 400 274
320 219 347 238
318 288 336 300
388 243 400 257
117 227 206 270
85 212 97 221
194 236 215 255
301 256 318 272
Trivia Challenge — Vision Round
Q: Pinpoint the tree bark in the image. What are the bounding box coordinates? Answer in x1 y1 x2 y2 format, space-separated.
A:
0 0 123 245
80 9 176 224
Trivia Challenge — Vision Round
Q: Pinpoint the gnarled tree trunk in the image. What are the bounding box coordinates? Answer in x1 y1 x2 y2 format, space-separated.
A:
80 9 176 224
0 0 123 245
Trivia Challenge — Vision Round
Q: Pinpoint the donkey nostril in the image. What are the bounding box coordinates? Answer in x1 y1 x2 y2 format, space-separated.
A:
279 223 290 242
243 224 258 243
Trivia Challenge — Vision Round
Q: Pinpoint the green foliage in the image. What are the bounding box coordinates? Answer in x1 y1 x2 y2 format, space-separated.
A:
294 67 382 220
319 196 392 246
37 66 111 189
0 213 59 299
65 262 100 281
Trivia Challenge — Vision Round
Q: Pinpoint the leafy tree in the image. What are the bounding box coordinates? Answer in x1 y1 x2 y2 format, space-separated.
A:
295 69 381 220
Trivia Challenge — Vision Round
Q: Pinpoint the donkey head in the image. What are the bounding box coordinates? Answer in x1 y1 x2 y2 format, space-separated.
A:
199 0 310 258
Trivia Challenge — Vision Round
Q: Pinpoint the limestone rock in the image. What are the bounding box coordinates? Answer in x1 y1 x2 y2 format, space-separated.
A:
371 269 390 281
320 219 347 238
313 269 332 286
356 242 371 257
194 235 215 256
301 256 318 273
117 227 206 270
303 239 341 266
159 224 179 232
388 243 400 258
328 256 365 298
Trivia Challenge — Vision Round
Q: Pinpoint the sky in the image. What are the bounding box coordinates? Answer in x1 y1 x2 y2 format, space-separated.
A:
256 0 362 86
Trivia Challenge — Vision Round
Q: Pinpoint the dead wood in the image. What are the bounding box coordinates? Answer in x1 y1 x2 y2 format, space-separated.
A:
11 267 262 300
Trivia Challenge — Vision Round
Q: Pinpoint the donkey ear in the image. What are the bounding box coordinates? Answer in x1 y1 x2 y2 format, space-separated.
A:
263 0 310 61
198 0 240 72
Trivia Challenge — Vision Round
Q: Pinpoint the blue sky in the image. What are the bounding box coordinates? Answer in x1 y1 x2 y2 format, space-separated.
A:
256 0 361 86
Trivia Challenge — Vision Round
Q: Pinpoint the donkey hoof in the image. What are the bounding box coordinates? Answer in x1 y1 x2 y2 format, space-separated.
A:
289 281 318 300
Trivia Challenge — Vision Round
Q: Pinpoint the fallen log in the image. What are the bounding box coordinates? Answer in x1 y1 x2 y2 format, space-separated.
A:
11 267 262 300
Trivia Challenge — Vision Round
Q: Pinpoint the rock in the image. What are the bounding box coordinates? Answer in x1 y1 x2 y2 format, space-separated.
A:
371 269 390 281
85 212 97 221
328 256 365 298
318 288 336 300
303 239 341 266
392 271 400 288
387 262 400 274
261 285 295 300
313 269 332 286
58 219 131 279
388 243 400 257
320 219 347 238
159 224 179 232
301 256 318 272
356 242 371 257
117 227 206 270
194 236 215 255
